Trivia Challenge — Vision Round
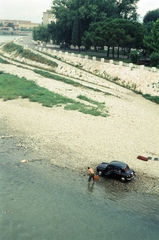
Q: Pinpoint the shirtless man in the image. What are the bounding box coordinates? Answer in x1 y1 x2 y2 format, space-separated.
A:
88 167 95 184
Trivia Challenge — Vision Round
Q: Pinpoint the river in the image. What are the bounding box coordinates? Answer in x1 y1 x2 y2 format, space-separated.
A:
0 134 159 240
0 35 25 43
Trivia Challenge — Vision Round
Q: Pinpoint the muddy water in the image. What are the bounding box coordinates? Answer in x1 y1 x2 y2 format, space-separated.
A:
0 136 159 240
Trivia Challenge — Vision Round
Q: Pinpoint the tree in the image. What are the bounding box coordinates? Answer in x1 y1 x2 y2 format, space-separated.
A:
47 21 70 45
143 8 159 23
51 0 139 47
143 8 159 35
6 22 15 30
115 0 139 20
82 18 144 58
51 0 73 45
123 20 144 53
149 52 159 67
71 11 79 47
47 22 57 43
82 22 103 48
81 31 94 50
143 19 159 54
129 50 141 64
33 25 50 43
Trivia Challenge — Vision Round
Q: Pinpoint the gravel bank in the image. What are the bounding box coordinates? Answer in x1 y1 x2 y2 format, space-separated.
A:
0 59 159 194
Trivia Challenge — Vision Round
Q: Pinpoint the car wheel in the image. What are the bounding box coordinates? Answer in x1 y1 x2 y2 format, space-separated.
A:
120 176 126 182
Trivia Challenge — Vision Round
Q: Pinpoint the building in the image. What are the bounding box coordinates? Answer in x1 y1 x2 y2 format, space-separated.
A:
0 19 39 30
42 10 56 25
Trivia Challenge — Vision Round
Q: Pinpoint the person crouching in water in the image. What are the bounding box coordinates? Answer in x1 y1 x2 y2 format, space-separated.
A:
88 167 95 184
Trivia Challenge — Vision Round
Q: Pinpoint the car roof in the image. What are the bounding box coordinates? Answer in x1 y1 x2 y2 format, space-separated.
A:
109 161 128 169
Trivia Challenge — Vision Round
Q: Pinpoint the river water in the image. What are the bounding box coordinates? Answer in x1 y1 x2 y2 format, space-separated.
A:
0 134 159 240
0 35 25 43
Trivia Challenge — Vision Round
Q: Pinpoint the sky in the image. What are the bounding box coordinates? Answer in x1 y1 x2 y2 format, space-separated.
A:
0 0 158 23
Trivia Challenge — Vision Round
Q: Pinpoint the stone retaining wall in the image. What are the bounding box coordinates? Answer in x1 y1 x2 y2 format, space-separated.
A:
36 47 159 96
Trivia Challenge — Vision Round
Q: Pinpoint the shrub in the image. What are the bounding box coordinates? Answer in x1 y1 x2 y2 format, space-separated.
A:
142 94 159 104
0 57 9 64
2 42 23 53
150 52 159 67
2 42 58 68
129 50 141 64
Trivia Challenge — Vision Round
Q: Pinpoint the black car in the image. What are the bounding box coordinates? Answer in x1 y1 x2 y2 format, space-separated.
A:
96 161 135 181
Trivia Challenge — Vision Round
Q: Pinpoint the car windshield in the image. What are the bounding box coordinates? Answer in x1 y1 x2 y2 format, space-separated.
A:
124 166 130 171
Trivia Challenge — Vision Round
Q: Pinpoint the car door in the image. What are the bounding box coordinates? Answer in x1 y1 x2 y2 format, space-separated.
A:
114 167 121 176
105 165 114 175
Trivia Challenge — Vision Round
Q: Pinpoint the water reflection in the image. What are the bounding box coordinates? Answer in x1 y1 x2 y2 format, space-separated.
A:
87 182 94 194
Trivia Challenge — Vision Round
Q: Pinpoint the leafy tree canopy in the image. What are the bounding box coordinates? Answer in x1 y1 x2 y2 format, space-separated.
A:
143 19 159 54
33 25 50 43
51 0 139 45
6 22 15 30
82 18 144 53
143 8 159 23
143 8 159 35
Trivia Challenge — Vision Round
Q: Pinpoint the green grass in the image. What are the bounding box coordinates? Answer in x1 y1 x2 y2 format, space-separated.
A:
77 95 104 106
2 42 58 68
0 72 75 106
142 94 159 104
64 103 108 117
33 69 110 94
0 57 9 64
0 72 109 117
34 69 80 86
76 95 108 117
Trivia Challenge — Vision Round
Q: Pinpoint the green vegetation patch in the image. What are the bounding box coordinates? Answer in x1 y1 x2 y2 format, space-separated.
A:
0 73 109 117
2 42 58 68
64 103 108 117
142 94 159 104
2 42 23 53
0 57 9 64
77 95 104 106
0 73 75 107
34 69 80 85
33 69 107 93
76 95 108 117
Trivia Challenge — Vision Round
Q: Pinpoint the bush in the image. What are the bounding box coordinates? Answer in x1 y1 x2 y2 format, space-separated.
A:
129 50 141 64
2 42 58 68
150 52 159 67
0 57 9 64
2 42 22 53
142 94 159 104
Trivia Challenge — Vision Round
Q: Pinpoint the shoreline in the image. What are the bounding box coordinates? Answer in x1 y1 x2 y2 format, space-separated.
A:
1 122 159 196
0 55 159 194
1 97 159 177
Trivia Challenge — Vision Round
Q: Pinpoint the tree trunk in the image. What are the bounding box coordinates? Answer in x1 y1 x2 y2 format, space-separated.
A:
94 46 97 52
107 46 110 57
112 46 114 58
117 46 120 58
124 48 126 56
127 47 131 59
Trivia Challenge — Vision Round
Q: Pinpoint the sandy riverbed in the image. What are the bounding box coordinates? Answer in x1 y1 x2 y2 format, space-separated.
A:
0 59 159 188
1 72 159 172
